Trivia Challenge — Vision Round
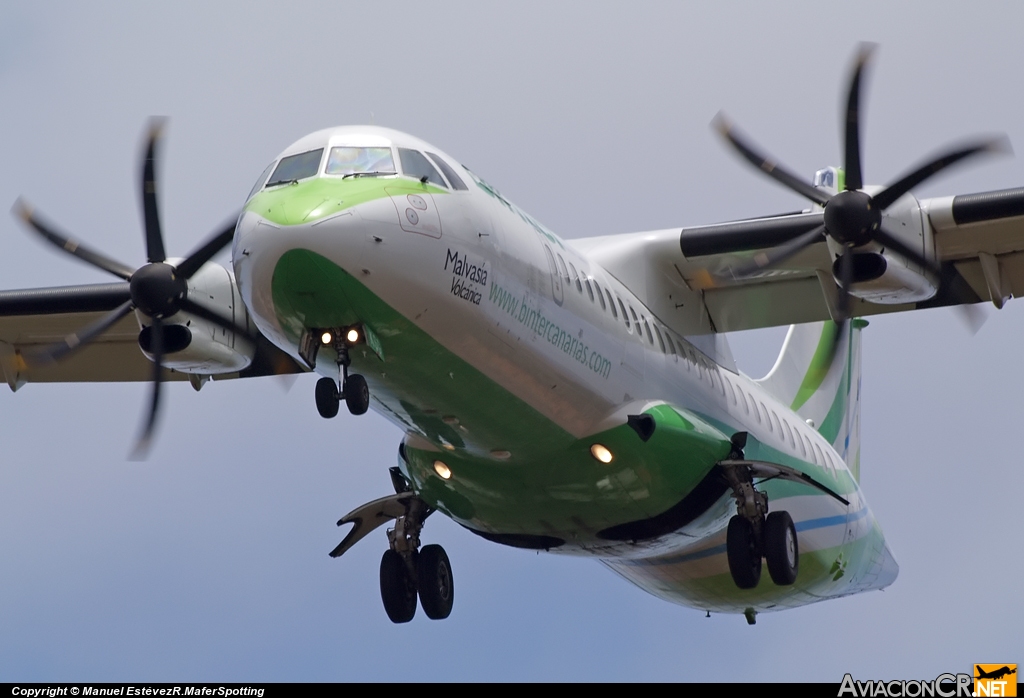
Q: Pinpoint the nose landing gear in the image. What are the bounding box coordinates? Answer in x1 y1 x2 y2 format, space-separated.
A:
313 332 370 418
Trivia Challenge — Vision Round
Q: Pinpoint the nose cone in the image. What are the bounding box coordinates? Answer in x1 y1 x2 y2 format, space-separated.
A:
235 179 397 350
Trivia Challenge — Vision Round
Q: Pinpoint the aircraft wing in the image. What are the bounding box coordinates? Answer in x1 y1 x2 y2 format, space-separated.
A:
571 186 1024 335
0 282 304 390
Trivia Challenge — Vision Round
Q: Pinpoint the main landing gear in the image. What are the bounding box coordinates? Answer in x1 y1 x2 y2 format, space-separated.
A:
329 470 454 624
314 335 369 418
378 496 454 623
721 433 800 590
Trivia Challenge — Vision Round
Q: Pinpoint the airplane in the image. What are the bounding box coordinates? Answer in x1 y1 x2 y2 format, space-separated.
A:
2 45 1022 626
975 667 1017 681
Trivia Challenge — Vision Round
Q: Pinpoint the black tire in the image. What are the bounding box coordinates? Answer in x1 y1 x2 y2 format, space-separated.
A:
345 374 370 415
726 515 761 589
417 544 454 620
315 377 339 419
380 549 417 623
764 510 799 586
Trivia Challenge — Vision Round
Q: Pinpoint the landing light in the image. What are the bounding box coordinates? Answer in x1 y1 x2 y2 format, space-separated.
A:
320 331 333 345
346 328 360 344
590 444 613 464
433 460 452 480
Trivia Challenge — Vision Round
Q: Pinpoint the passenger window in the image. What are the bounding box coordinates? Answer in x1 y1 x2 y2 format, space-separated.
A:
753 398 762 423
617 298 630 330
557 255 571 283
398 148 447 188
727 380 737 406
813 443 825 467
771 411 783 438
653 325 666 352
593 280 606 309
761 403 772 431
797 431 807 457
630 306 642 336
782 419 793 446
427 152 468 190
642 317 654 344
740 390 749 414
585 278 595 302
607 290 617 316
569 263 583 292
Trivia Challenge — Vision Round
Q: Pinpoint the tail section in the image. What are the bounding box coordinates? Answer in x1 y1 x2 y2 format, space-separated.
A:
756 320 865 480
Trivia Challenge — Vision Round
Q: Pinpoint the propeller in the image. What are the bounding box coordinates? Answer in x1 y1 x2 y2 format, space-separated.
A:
13 118 252 459
713 44 1007 328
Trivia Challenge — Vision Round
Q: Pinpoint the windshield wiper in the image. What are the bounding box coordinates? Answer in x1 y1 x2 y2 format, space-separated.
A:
342 171 397 179
265 178 298 188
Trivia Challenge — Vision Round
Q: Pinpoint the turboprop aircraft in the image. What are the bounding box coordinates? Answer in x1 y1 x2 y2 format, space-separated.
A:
2 46 1023 625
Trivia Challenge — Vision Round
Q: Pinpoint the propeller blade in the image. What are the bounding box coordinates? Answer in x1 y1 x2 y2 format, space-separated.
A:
26 299 135 365
843 44 875 191
873 137 1009 210
873 225 942 277
835 249 855 320
131 318 165 461
141 119 168 264
179 296 257 343
13 198 136 280
826 318 848 369
719 224 826 280
713 113 832 207
957 303 987 335
175 218 238 279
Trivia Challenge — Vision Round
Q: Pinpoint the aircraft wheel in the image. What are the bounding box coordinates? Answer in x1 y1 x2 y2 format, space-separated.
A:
417 544 454 620
764 510 799 586
727 515 761 589
345 374 370 415
380 549 417 623
315 376 339 419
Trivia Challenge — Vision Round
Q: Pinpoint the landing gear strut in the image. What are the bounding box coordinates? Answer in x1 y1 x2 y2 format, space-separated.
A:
314 338 369 418
721 433 800 590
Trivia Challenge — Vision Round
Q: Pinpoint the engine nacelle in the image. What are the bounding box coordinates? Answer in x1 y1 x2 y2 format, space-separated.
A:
137 261 255 374
832 251 937 304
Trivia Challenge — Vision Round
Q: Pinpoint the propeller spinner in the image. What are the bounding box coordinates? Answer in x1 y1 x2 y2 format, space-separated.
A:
13 119 253 459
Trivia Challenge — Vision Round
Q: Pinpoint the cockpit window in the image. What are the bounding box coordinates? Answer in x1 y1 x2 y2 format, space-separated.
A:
248 161 276 199
325 146 396 176
267 148 324 186
427 152 468 190
398 148 447 188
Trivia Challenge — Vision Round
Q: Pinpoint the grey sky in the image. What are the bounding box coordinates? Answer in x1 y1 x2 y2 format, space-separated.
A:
0 1 1020 681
